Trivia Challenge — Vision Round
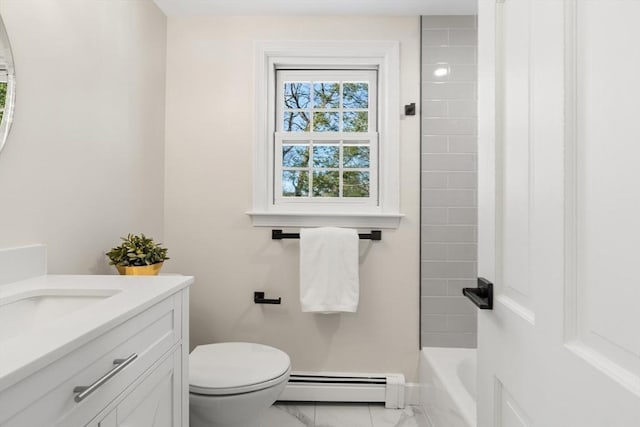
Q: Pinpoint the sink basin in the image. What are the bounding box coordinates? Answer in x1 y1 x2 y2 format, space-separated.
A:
0 289 120 341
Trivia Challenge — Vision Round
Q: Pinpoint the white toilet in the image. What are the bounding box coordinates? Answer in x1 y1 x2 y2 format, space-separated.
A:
189 342 291 427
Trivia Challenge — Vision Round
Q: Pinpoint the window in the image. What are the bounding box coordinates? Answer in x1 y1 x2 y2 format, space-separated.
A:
249 41 403 228
276 70 377 204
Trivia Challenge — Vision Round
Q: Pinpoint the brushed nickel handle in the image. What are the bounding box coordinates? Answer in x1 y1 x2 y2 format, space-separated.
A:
73 353 137 403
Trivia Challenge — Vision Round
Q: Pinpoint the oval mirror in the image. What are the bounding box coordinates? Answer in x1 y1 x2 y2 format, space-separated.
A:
0 14 15 154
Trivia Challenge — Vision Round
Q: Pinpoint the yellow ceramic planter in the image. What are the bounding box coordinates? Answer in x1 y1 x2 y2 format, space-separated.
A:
116 262 163 276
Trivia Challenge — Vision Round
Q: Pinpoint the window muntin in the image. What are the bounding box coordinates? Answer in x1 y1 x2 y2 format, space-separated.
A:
275 69 378 205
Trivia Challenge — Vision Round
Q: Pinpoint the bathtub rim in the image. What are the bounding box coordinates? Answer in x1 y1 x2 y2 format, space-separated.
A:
421 346 477 427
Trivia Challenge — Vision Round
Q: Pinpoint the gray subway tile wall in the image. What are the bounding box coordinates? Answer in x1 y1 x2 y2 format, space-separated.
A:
422 15 476 28
421 15 478 348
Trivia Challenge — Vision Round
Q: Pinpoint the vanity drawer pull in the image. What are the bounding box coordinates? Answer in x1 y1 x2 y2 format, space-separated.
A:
73 353 138 403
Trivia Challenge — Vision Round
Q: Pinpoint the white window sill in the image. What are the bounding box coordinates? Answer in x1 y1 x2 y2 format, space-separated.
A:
246 211 404 229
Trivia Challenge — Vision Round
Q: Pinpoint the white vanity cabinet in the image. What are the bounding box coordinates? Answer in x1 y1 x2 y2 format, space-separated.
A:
0 283 191 427
91 346 182 427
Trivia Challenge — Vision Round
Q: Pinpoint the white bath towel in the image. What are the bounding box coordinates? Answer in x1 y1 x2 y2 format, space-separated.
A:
299 227 359 313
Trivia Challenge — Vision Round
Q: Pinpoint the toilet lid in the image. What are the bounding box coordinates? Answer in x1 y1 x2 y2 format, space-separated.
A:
189 342 291 395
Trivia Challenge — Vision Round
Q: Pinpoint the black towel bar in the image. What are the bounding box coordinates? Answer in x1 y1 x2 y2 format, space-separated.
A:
271 229 382 241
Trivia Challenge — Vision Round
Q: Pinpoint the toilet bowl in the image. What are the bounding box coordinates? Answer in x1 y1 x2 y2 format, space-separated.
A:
189 342 291 427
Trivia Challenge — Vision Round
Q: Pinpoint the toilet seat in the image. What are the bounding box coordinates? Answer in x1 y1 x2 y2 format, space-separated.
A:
189 342 291 396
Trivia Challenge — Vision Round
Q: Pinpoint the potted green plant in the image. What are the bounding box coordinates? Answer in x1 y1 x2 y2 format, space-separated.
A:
106 233 169 276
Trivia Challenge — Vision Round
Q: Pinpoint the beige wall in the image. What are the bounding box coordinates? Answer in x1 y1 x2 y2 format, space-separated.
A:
165 16 421 380
0 0 167 273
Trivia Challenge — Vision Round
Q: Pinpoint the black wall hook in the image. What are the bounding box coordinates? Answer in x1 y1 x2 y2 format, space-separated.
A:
404 103 416 116
254 291 281 305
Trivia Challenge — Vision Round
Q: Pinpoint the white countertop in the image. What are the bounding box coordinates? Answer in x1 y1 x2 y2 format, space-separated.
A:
0 274 193 391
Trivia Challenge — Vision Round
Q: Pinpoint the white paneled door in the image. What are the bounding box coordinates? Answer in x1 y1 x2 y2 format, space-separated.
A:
477 0 640 426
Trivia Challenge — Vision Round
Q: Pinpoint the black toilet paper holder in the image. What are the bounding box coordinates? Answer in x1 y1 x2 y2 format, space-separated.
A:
254 291 281 305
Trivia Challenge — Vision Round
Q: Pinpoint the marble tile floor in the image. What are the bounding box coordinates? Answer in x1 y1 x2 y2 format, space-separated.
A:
261 402 430 427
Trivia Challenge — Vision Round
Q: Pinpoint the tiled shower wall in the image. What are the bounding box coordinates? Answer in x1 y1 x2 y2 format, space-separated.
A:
420 16 478 348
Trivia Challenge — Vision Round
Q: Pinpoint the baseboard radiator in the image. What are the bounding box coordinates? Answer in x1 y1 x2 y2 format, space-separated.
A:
278 372 405 409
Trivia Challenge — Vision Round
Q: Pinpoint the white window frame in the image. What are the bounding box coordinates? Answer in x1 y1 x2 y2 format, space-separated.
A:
248 41 403 228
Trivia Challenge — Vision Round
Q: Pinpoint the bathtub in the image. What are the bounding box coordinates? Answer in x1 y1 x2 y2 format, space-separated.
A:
419 347 477 427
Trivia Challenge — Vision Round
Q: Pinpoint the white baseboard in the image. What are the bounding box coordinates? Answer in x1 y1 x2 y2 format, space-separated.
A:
404 382 422 406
